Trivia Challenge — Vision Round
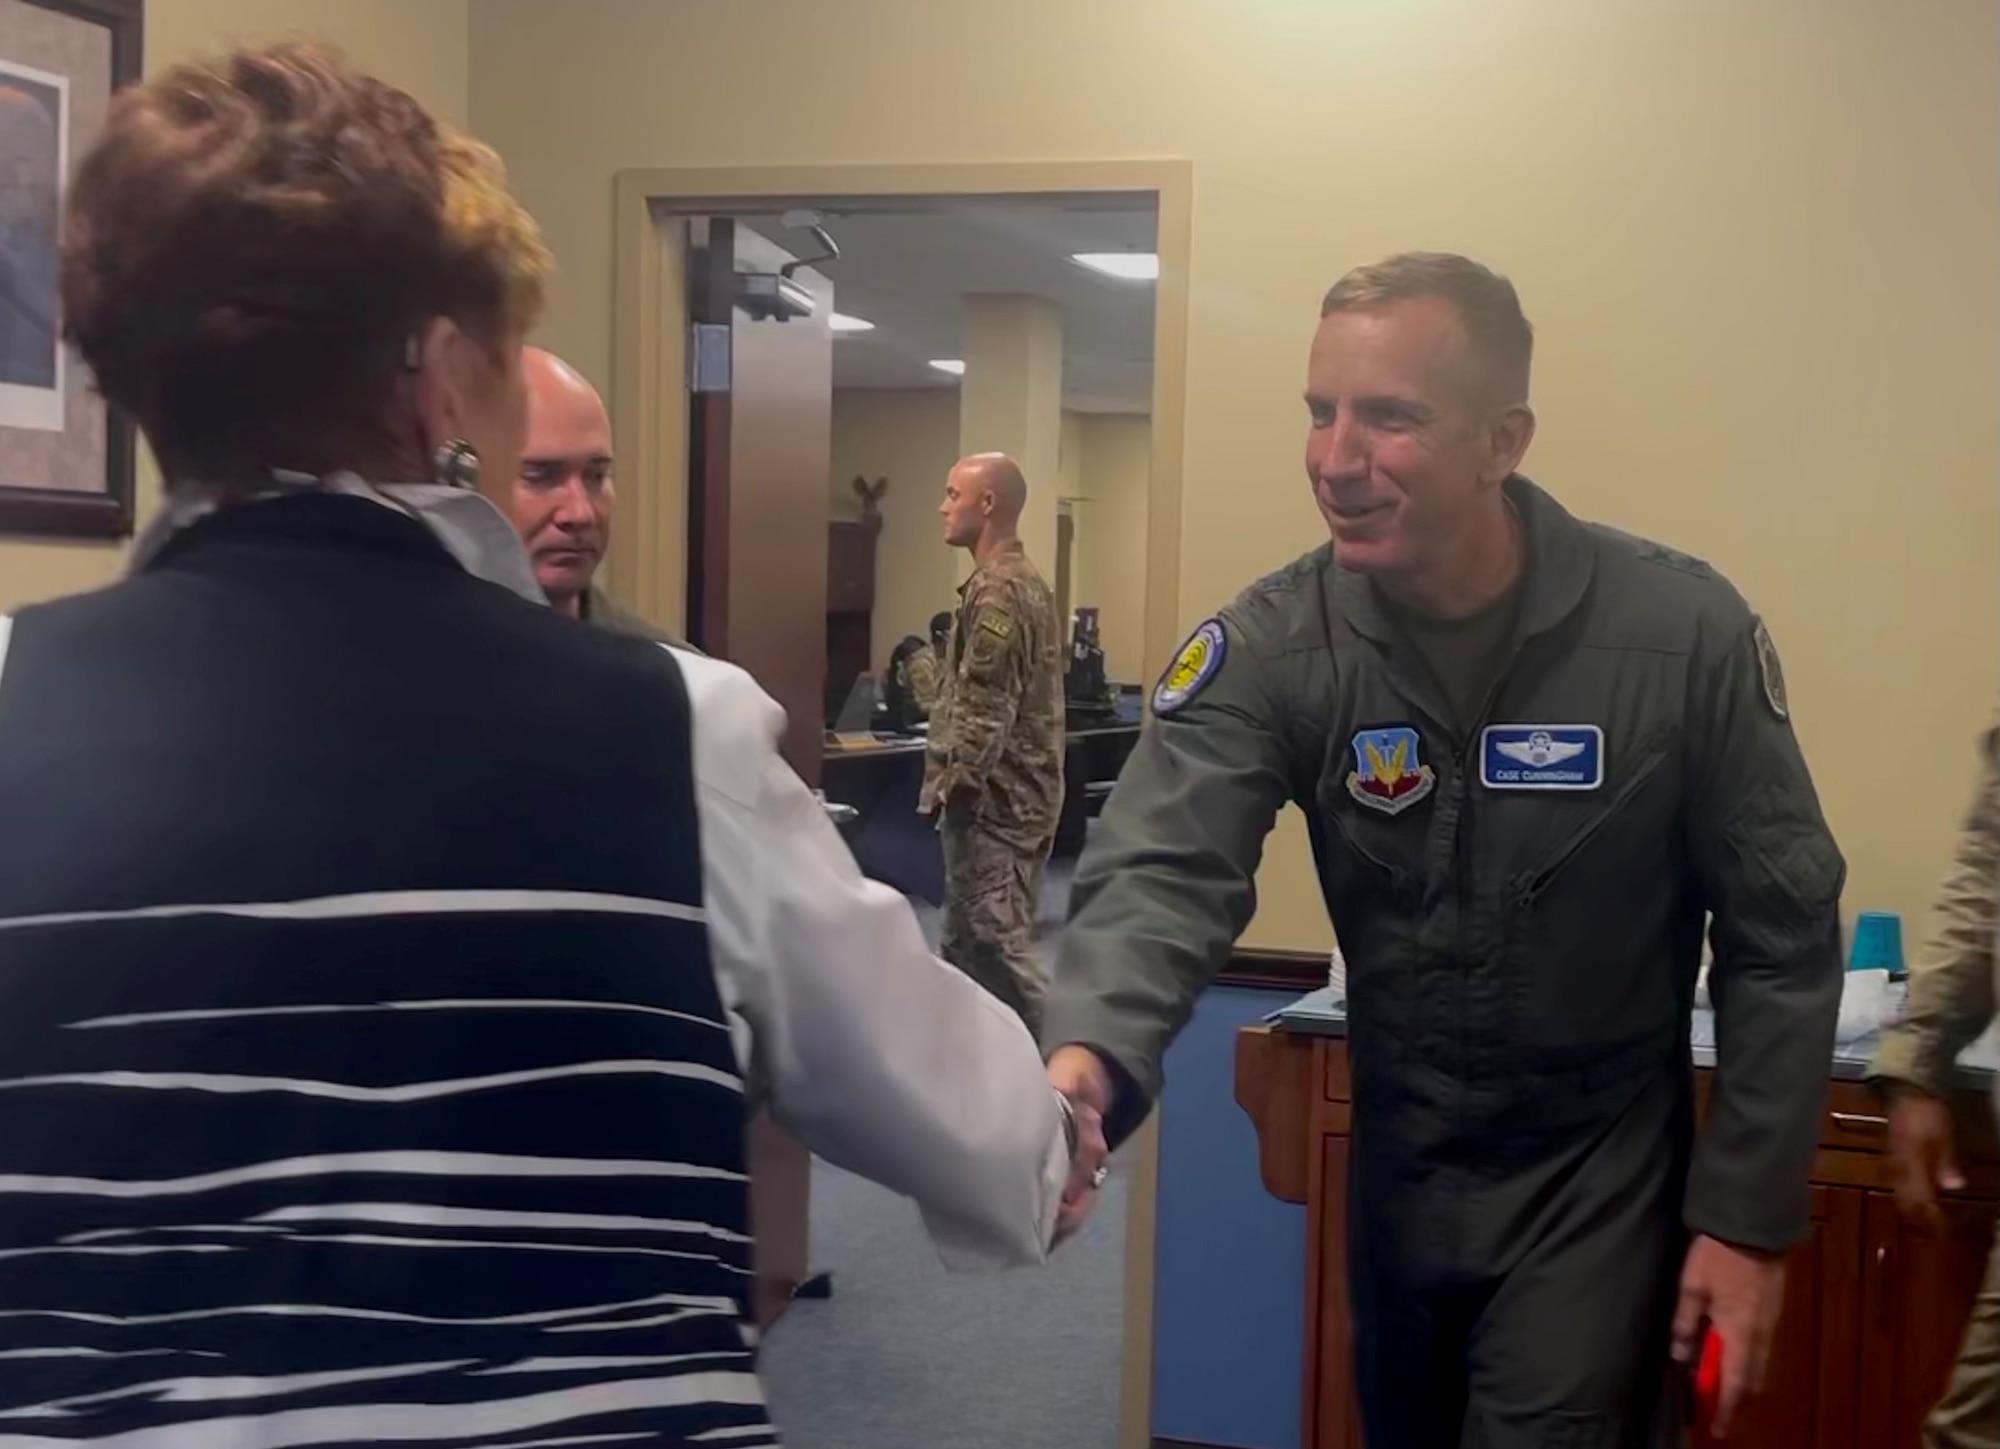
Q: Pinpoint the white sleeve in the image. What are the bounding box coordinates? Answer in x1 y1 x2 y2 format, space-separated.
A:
666 645 1069 1271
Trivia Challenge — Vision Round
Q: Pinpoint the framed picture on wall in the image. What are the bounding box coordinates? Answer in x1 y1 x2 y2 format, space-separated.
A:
0 0 140 539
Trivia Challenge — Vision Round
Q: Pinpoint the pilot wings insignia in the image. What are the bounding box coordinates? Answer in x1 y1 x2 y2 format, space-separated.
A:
1495 732 1586 768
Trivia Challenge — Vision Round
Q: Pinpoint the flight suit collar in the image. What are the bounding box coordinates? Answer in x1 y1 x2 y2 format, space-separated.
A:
1333 474 1595 646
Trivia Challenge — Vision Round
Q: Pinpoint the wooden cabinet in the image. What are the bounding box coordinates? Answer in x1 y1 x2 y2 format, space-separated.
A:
1309 1132 1365 1449
825 521 877 614
824 519 880 718
1688 1186 1863 1449
1236 1028 1999 1449
1860 1194 1998 1449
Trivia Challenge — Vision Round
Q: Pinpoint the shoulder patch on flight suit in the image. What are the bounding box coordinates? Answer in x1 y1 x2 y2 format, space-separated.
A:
1154 619 1227 716
1249 548 1327 596
977 611 1014 643
1752 616 1788 721
1633 537 1715 577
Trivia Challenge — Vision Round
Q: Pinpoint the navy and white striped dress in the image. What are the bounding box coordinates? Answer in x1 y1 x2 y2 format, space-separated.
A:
0 493 773 1447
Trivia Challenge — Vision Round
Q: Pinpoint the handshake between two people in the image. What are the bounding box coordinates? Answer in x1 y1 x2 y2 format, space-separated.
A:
1049 1044 1115 1244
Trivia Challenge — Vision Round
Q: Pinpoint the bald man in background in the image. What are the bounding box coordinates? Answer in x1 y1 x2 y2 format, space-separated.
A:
920 453 1066 1033
507 347 674 643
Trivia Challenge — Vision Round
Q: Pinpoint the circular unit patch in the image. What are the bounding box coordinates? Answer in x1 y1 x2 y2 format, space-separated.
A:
1154 618 1227 717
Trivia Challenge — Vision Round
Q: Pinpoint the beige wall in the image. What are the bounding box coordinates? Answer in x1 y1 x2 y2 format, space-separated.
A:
830 389 960 669
1072 414 1150 688
476 0 1998 948
150 0 469 124
0 0 470 615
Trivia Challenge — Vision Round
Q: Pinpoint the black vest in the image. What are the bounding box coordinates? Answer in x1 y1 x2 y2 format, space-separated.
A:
0 494 767 1444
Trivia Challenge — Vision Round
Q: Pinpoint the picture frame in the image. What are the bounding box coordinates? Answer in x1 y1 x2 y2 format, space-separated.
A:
0 0 140 539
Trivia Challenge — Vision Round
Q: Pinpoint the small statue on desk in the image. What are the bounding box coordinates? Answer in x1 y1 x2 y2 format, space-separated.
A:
1065 606 1117 724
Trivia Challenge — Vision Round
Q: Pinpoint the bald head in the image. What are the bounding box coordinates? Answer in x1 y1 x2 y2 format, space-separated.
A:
959 452 1028 520
939 451 1030 553
508 346 615 615
523 347 603 417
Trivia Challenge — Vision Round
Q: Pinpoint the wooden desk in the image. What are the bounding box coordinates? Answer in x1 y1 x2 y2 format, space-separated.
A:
820 724 1141 902
1236 1025 1999 1449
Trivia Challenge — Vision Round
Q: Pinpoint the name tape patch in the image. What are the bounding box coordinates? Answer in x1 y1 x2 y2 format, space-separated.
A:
1154 619 1227 716
1480 725 1604 791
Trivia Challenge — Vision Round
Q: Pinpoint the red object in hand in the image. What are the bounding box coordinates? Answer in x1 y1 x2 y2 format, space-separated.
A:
1694 1329 1724 1429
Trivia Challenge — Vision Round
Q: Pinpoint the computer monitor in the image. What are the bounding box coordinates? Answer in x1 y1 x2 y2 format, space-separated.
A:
829 672 883 734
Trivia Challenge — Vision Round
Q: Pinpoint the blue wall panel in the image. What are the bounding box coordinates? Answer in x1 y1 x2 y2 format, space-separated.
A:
1150 985 1307 1449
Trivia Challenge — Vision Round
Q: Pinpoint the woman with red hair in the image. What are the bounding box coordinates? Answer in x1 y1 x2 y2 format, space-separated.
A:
0 40 1096 1449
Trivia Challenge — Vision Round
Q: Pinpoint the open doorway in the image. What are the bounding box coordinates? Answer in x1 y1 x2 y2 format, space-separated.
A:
801 197 1154 744
611 162 1189 1449
664 194 1160 902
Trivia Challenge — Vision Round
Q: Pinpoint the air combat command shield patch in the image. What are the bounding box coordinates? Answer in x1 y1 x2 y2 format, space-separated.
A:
1154 619 1227 717
1346 726 1436 816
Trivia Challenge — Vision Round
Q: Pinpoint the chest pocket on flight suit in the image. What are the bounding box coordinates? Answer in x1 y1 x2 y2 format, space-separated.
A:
1310 725 1436 1030
1494 725 1684 1061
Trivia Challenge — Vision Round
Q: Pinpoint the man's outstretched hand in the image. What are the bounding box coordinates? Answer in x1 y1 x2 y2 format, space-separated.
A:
1886 1086 1964 1235
1672 1234 1785 1438
1048 1045 1113 1242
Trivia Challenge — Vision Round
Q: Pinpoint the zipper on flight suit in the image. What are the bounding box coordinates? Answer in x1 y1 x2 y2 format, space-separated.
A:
1510 747 1670 910
1443 648 1522 1146
1452 654 1522 934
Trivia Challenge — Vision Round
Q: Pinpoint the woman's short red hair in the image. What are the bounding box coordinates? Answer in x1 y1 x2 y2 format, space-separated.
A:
60 40 551 483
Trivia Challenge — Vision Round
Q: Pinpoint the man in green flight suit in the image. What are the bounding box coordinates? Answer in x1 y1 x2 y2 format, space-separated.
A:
1042 253 1846 1446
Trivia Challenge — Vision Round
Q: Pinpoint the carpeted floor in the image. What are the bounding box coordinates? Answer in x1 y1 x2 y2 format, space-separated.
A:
758 857 1128 1449
760 1157 1128 1449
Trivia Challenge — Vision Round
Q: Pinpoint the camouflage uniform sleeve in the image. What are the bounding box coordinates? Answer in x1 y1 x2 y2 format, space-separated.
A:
1683 606 1847 1253
907 648 942 712
1871 720 2000 1097
930 575 1026 802
1041 600 1297 1147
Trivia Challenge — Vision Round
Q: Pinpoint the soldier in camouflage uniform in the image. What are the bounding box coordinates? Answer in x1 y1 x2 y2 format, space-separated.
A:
920 454 1065 1033
885 613 950 723
1872 718 1999 1449
910 612 952 712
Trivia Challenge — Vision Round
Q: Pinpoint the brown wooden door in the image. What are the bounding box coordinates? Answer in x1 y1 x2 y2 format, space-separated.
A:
1860 1191 2000 1449
1688 1185 1864 1449
687 217 833 781
685 217 834 1327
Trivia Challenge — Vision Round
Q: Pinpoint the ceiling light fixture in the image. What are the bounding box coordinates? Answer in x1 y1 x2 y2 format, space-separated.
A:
1072 251 1160 282
829 313 875 333
928 359 967 376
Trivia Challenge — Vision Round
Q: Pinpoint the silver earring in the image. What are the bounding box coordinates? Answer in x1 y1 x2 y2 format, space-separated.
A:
432 438 480 490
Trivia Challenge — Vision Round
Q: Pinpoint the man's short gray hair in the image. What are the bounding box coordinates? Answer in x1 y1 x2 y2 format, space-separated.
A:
1320 252 1533 401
